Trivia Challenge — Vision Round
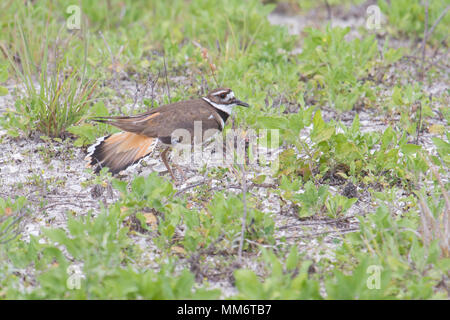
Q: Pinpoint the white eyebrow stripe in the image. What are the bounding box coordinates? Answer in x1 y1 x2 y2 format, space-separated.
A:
213 90 229 96
225 91 235 101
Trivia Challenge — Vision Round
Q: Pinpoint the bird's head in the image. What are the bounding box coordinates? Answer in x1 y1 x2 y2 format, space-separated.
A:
203 88 249 114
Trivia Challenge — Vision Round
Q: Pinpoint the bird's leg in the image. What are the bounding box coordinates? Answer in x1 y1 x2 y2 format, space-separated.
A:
173 163 187 182
161 147 176 181
168 136 186 183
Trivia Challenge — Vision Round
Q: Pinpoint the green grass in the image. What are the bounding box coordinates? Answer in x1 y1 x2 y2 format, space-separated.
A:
1 18 98 138
379 0 450 43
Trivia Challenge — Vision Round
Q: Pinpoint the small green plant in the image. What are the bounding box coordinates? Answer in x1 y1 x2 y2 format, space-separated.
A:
324 257 392 299
293 0 366 11
278 110 424 188
292 181 329 218
234 247 322 299
1 205 220 299
378 0 450 43
298 26 378 111
67 101 112 147
337 204 449 299
416 156 449 258
325 194 357 219
386 84 433 136
0 62 9 96
184 192 275 252
1 23 98 138
431 134 450 167
0 196 28 245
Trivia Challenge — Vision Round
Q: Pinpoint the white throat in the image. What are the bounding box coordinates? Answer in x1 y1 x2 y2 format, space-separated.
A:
202 97 235 115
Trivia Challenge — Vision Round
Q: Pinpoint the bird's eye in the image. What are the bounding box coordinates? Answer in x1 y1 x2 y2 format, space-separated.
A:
220 93 226 99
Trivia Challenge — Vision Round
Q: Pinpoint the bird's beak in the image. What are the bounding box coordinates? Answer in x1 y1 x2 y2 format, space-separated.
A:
235 99 249 107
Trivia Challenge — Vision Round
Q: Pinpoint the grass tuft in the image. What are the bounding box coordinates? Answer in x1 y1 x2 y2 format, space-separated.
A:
2 21 98 138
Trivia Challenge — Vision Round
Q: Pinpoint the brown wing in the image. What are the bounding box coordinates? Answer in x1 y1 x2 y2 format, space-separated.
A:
93 99 224 142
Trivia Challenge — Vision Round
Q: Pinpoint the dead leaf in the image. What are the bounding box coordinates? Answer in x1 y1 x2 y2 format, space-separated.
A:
428 124 445 135
143 212 157 226
171 246 186 255
4 207 12 216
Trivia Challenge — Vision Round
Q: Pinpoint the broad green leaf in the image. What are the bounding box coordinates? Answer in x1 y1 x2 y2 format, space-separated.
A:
286 246 299 271
0 86 8 96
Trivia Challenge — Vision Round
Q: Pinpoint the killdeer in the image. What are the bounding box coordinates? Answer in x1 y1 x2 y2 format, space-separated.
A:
85 88 249 179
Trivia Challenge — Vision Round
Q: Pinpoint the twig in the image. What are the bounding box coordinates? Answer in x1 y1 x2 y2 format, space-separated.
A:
0 42 8 59
149 70 160 111
324 0 332 21
238 164 248 262
421 0 429 78
418 193 433 245
245 238 277 249
208 182 277 194
131 71 159 113
0 209 27 244
428 165 450 240
130 79 140 113
298 139 319 185
277 216 355 230
193 40 219 87
418 154 450 257
43 201 91 211
415 99 423 145
163 53 171 103
403 54 450 70
187 233 225 281
99 30 124 113
425 5 450 41
174 179 210 197
277 227 359 241
421 155 450 215
201 74 208 96
99 31 115 68
420 3 450 79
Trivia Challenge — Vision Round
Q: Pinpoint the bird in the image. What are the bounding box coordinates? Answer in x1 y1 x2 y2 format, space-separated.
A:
85 88 249 180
